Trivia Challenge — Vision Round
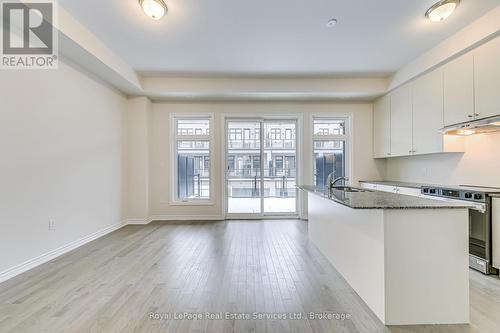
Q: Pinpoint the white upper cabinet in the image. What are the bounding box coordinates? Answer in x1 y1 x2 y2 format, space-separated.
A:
443 53 474 126
390 85 413 156
373 95 391 158
412 69 444 155
474 36 500 119
372 37 500 158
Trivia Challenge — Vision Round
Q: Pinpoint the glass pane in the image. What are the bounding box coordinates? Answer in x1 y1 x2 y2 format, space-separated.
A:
177 141 210 199
177 119 210 136
227 121 261 214
313 119 345 136
313 140 345 188
263 121 296 214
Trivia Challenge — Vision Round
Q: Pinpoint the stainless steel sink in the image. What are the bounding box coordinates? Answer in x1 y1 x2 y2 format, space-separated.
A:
331 186 367 193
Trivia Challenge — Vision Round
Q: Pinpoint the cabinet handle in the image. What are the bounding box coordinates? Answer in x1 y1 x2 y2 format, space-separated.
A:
474 113 480 117
468 115 473 118
387 152 391 156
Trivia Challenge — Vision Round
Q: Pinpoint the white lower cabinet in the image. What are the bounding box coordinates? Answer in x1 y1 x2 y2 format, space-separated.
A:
360 183 422 197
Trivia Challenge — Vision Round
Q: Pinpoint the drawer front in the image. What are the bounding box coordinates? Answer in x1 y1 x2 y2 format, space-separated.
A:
397 186 422 197
376 184 396 193
360 183 378 191
360 183 422 198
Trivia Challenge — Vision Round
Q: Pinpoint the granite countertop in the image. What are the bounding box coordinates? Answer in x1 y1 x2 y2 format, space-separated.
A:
359 180 500 193
298 185 476 210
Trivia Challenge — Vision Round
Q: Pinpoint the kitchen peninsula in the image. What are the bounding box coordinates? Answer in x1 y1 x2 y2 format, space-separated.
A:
299 185 474 326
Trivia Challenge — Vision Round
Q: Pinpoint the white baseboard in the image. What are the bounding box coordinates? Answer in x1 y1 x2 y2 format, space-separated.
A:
132 215 300 223
150 215 224 221
126 218 153 225
0 221 126 284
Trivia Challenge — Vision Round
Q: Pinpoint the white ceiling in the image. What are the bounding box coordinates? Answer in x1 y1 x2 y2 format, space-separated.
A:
58 0 500 76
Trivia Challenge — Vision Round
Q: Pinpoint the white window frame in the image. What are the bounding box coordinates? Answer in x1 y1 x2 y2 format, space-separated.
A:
311 116 352 187
170 113 214 205
221 114 303 219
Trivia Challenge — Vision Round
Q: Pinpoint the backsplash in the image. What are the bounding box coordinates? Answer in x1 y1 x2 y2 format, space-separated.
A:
385 131 500 187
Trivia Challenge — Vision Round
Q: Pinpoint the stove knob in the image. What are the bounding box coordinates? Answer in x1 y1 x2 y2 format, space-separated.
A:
464 192 473 199
474 193 483 200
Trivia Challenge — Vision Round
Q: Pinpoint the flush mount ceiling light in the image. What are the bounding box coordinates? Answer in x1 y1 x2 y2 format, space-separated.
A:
326 18 338 28
425 0 460 22
139 0 167 20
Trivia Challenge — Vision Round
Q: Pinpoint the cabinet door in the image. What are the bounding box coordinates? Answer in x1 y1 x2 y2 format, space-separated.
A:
373 95 391 158
390 85 413 156
443 53 474 125
474 37 500 119
412 70 444 155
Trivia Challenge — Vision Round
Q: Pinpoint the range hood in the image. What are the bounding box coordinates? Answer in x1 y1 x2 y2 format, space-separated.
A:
440 115 500 136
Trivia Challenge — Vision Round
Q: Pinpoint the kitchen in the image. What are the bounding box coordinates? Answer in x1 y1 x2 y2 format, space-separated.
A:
300 15 500 328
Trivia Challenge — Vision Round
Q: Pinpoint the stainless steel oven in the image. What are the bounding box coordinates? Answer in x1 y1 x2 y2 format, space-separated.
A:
421 185 499 275
469 197 492 273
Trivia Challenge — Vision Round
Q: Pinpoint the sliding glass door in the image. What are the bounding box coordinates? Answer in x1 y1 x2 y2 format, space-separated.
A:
226 120 262 214
226 119 297 217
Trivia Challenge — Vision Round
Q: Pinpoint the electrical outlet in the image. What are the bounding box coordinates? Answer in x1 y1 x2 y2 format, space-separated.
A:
49 219 56 231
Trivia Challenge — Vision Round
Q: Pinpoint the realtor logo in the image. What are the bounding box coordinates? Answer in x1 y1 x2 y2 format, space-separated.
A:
1 0 58 69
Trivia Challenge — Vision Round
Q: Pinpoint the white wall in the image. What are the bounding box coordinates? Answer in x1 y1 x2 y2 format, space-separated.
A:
125 97 152 222
147 103 385 219
0 61 127 274
386 132 500 187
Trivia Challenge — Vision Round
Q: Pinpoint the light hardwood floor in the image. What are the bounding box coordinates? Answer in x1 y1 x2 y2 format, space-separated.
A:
0 220 499 333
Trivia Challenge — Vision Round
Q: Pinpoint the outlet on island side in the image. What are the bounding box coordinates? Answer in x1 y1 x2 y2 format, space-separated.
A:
49 219 56 231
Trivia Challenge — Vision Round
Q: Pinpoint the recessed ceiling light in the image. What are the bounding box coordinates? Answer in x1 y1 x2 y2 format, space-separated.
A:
326 18 338 28
425 0 460 22
139 0 168 20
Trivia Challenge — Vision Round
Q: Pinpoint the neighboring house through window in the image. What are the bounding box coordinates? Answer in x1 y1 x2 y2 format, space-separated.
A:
312 117 349 187
173 116 212 202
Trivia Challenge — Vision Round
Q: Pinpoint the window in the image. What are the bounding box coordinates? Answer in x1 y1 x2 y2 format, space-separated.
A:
275 156 284 171
252 156 260 170
314 119 345 136
312 117 349 187
173 116 212 202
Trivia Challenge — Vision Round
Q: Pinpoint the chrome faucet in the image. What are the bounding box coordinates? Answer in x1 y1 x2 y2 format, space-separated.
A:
326 173 349 190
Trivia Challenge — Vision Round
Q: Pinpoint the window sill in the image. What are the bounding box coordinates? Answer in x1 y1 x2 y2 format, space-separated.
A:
169 200 215 206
